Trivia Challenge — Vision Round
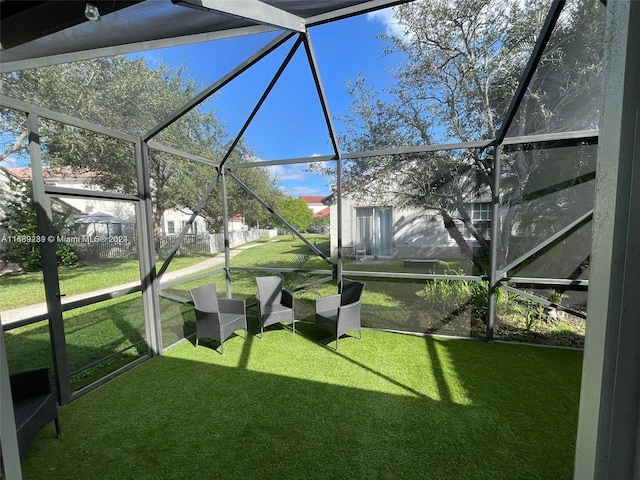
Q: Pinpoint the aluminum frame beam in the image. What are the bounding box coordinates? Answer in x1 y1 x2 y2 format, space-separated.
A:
174 0 306 33
45 186 139 202
147 140 219 167
0 25 275 74
219 34 304 168
156 171 221 280
0 324 22 480
487 145 502 341
498 210 594 277
221 170 232 297
225 168 332 265
500 284 586 320
143 31 295 141
306 0 414 27
28 113 72 405
225 129 598 169
504 277 589 289
229 154 336 169
493 0 565 145
502 129 599 147
574 1 640 477
0 95 138 143
340 270 483 282
302 31 345 280
135 139 163 357
70 355 148 402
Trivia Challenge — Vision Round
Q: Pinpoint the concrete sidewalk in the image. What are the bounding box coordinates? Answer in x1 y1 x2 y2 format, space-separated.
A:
1 241 266 328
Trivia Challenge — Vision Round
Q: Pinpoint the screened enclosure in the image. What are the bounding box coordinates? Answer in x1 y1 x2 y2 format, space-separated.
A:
1 0 640 478
0 0 603 400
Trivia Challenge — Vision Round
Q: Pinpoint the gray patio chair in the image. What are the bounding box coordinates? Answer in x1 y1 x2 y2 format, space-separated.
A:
315 279 365 351
189 283 247 354
255 275 295 338
10 367 60 458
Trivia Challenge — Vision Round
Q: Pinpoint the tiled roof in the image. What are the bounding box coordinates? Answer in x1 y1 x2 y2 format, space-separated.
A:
300 195 326 204
7 167 96 180
313 207 330 218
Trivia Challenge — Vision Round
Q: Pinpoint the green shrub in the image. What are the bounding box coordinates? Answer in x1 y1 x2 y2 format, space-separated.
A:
416 269 475 314
0 171 80 270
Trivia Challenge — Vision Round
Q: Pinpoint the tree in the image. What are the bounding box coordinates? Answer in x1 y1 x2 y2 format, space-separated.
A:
0 169 79 270
308 213 330 233
321 0 603 272
167 143 285 233
1 57 226 236
278 197 313 235
1 57 288 240
224 164 284 230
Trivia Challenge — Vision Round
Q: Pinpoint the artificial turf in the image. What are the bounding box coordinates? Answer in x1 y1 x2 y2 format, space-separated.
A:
20 325 582 480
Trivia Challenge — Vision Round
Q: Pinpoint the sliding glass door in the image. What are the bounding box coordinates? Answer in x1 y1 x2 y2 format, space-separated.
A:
355 207 393 258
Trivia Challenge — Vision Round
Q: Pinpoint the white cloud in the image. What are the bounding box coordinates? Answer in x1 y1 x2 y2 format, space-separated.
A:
271 163 310 182
284 185 326 197
366 7 406 38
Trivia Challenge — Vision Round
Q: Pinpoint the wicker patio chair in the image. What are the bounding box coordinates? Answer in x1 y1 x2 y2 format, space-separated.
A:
255 275 295 338
315 279 365 351
10 367 60 458
189 283 247 354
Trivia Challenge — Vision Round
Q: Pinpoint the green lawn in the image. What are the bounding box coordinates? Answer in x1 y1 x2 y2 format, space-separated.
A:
4 235 584 395
0 254 216 310
4 293 147 391
2 254 214 390
20 331 583 480
162 236 584 346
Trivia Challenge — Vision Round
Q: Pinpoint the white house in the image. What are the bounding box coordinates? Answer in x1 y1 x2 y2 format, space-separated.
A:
300 195 330 218
323 189 491 261
6 166 136 223
162 209 209 236
3 167 214 237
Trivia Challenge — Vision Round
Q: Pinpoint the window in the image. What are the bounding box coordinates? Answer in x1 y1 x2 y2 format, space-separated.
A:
461 202 491 240
167 220 175 234
181 220 197 235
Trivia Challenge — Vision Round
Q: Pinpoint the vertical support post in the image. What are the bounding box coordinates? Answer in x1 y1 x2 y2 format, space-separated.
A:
0 321 22 480
135 140 163 355
302 31 343 288
336 158 343 287
221 167 232 298
574 1 640 478
28 112 72 404
487 145 502 342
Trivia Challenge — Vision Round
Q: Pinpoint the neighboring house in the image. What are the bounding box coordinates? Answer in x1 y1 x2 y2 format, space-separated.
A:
0 168 14 234
227 214 248 232
323 188 491 261
4 167 214 236
7 167 137 226
1 166 82 223
300 194 330 233
163 209 208 236
300 195 330 218
313 206 330 219
1 167 82 269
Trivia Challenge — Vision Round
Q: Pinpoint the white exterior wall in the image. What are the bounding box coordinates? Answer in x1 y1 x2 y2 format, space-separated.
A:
329 196 354 257
330 194 480 261
392 207 457 259
162 208 208 235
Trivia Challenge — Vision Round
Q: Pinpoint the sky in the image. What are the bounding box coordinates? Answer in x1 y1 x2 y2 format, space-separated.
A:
131 9 404 198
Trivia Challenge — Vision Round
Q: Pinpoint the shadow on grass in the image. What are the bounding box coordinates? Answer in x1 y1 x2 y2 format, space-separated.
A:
21 333 582 480
4 296 148 391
